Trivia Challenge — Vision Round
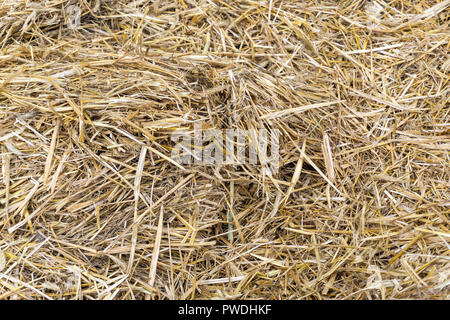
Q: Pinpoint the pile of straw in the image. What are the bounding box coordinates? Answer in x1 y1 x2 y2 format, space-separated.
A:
0 0 449 299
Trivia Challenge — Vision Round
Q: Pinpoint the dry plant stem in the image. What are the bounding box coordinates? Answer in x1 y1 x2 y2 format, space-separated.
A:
147 207 164 299
228 181 234 243
128 146 147 274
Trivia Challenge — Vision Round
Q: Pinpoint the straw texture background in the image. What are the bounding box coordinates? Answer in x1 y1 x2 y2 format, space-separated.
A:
0 0 449 299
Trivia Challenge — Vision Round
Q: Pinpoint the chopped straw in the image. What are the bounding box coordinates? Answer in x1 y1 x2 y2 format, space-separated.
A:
0 0 449 299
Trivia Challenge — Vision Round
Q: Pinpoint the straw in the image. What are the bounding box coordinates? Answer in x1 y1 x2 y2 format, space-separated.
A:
0 0 448 300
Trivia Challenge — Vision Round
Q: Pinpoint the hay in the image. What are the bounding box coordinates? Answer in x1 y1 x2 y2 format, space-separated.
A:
0 0 449 300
